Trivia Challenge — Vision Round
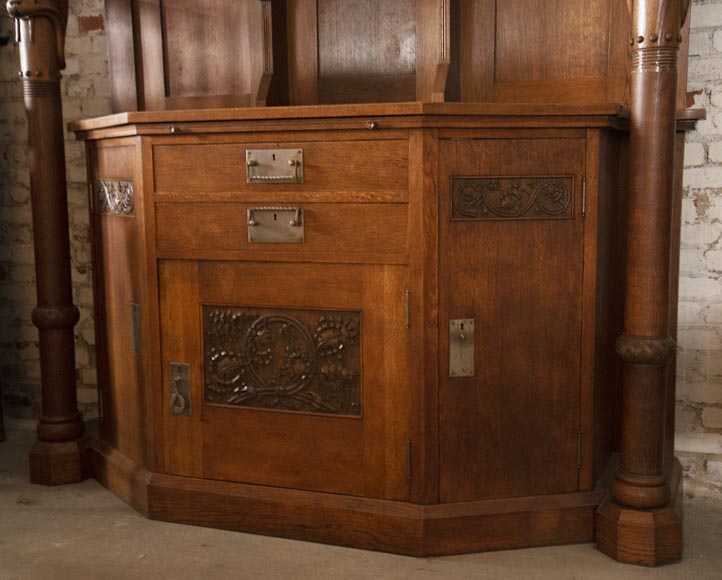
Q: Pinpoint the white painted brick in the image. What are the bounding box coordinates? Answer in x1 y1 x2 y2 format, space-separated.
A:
702 407 722 429
707 196 722 221
708 303 722 324
681 223 722 247
65 36 93 56
679 275 722 300
705 461 722 485
679 328 722 351
678 454 700 480
707 249 722 271
683 165 722 189
74 345 90 367
680 248 706 273
685 142 706 167
678 381 722 405
676 405 701 433
81 368 97 386
80 322 96 346
675 433 722 454
698 351 722 378
76 387 98 405
692 31 712 56
709 141 722 163
682 197 698 224
678 301 705 325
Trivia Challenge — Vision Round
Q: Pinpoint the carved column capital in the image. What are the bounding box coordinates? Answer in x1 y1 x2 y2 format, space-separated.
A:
627 0 691 50
6 0 69 71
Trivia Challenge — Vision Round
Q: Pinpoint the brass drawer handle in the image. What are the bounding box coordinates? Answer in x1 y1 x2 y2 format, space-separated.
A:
247 207 305 244
246 149 303 183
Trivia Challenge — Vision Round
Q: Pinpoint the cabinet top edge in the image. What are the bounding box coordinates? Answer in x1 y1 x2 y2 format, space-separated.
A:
69 102 632 132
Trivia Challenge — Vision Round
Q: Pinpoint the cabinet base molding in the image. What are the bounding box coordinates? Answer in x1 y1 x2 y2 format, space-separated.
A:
595 459 683 566
85 436 606 557
28 439 90 486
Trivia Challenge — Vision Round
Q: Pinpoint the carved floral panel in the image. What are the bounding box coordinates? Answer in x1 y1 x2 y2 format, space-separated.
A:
203 306 362 416
451 176 574 220
94 180 134 216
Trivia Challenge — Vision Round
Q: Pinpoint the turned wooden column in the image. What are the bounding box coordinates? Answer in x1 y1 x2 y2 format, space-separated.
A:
7 0 85 482
613 0 690 509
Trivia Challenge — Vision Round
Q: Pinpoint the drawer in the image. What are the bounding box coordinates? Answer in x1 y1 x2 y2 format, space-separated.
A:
155 203 409 264
153 139 409 203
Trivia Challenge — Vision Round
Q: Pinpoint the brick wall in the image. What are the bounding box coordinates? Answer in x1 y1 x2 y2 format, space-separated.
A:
0 0 721 497
675 0 722 498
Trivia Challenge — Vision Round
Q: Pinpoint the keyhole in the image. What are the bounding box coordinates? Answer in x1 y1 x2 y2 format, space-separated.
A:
273 213 278 221
460 322 465 331
272 154 276 161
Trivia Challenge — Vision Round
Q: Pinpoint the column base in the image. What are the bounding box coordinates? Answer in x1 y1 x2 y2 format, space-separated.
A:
29 438 91 486
595 458 683 566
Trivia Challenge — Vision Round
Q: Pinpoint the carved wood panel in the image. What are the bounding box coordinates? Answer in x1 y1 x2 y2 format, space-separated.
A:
451 176 574 220
203 306 361 416
94 179 134 216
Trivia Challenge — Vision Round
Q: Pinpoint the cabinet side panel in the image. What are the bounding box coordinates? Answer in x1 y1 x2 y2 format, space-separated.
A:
592 130 627 482
89 142 149 465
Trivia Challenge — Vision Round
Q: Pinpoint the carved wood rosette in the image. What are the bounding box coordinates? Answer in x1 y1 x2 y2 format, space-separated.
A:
203 306 362 416
6 0 84 483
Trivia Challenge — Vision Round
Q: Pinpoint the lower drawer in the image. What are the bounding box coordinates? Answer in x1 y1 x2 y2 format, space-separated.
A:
155 202 409 264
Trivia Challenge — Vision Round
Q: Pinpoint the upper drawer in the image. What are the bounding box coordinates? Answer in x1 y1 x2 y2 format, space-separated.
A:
153 139 409 203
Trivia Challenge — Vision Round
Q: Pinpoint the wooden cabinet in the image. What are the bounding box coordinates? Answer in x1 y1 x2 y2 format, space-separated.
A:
13 0 696 566
74 105 635 555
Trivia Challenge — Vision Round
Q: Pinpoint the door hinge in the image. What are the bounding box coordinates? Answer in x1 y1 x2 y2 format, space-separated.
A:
406 440 412 479
577 430 583 470
131 303 141 354
581 178 587 218
405 289 411 330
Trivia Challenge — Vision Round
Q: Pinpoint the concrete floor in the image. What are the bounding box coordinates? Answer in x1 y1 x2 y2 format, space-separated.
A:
1 425 721 580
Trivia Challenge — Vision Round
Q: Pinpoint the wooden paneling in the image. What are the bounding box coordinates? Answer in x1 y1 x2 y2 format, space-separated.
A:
105 0 138 112
155 203 408 263
161 0 251 101
317 0 417 104
458 0 495 103
158 261 203 477
495 0 610 82
89 144 147 464
287 0 319 105
438 137 587 503
152 139 409 202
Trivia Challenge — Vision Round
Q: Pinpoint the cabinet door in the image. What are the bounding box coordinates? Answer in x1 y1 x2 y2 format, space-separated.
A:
439 138 586 502
159 260 411 501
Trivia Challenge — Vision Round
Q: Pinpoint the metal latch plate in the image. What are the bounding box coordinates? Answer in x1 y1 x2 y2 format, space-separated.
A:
248 207 305 243
450 319 475 378
169 362 191 416
246 149 303 183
